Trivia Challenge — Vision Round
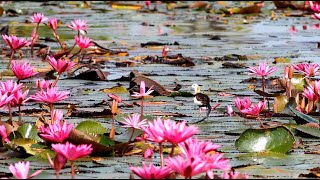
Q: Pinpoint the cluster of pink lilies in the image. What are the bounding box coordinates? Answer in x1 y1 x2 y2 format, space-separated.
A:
0 12 248 179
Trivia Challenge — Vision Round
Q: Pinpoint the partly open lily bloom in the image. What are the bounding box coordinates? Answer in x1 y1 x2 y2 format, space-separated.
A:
75 35 92 49
240 100 267 117
68 19 88 35
11 89 30 107
12 60 38 80
9 161 42 179
298 63 320 77
248 62 277 77
143 148 154 159
178 138 220 159
131 81 154 98
47 56 76 75
51 141 93 161
234 97 252 113
120 113 148 130
48 18 58 32
39 120 73 143
2 34 31 51
0 80 23 95
0 125 9 143
108 93 123 103
31 87 69 104
310 1 320 13
0 91 14 108
30 12 48 24
36 79 52 90
162 120 198 144
142 117 166 143
223 170 249 179
129 162 172 179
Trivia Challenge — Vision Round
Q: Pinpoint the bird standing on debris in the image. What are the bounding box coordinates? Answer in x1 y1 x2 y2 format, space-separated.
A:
191 83 211 122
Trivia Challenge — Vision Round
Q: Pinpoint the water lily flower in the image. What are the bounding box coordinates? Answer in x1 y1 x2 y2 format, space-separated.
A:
1 34 31 51
131 81 154 98
0 80 23 95
293 63 320 77
178 138 220 159
234 97 252 113
11 60 38 80
248 62 277 77
121 113 148 130
11 89 30 107
9 161 42 179
30 12 48 24
143 148 154 159
223 170 249 179
165 155 211 179
51 141 92 161
129 162 172 179
0 125 9 143
68 19 88 35
142 117 167 143
51 141 92 179
240 100 267 117
0 92 14 108
36 79 52 90
162 46 170 57
48 18 58 32
31 87 69 104
162 120 198 145
39 120 73 143
310 1 320 13
47 56 76 75
75 35 92 49
227 105 234 116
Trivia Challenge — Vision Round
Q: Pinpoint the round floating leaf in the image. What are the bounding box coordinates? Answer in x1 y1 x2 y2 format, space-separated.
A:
295 125 320 138
76 120 107 137
101 86 128 94
235 126 295 154
16 123 42 142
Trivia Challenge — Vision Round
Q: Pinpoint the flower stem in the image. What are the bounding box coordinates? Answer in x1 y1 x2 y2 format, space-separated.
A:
52 74 61 87
53 31 64 50
31 24 39 57
140 97 144 120
170 143 175 157
69 49 81 60
128 128 135 143
257 116 265 128
50 103 54 115
70 160 75 179
8 103 13 126
55 171 59 179
7 50 15 70
159 142 164 167
18 105 22 125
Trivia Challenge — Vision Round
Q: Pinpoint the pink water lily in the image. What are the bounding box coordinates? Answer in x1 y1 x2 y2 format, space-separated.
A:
68 19 88 35
48 18 58 32
178 138 220 159
303 85 318 102
131 80 154 98
234 97 252 114
129 162 172 179
39 120 73 143
12 60 38 80
51 109 64 123
0 92 14 108
0 80 23 95
248 62 277 77
223 170 249 179
47 56 76 75
30 12 48 24
240 100 267 117
75 35 92 49
11 89 30 107
9 161 42 179
0 125 9 143
2 34 31 51
31 87 69 104
121 113 148 130
143 148 154 159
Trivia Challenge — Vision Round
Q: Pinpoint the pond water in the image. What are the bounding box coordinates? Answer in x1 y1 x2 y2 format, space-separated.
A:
0 1 320 179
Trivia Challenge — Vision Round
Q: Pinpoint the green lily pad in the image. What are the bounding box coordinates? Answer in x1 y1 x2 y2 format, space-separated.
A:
16 123 42 142
169 91 194 97
235 126 295 154
76 120 107 137
6 138 38 156
295 125 320 138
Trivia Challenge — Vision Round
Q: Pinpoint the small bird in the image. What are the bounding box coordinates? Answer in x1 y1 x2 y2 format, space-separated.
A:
191 83 211 122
